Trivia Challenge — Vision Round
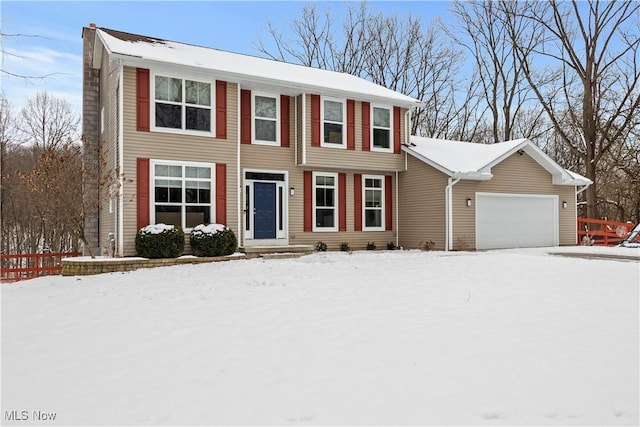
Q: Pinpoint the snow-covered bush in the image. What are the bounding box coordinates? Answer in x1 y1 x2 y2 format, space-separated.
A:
189 224 237 257
135 224 185 259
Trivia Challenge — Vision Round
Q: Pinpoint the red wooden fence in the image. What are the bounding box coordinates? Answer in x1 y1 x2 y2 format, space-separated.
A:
577 218 636 246
1 252 82 283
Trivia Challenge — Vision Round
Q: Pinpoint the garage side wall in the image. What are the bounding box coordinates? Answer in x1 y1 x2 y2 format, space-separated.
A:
398 154 448 249
452 153 576 250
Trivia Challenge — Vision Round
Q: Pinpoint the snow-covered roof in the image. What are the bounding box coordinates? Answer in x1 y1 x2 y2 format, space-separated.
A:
93 28 420 107
405 136 592 186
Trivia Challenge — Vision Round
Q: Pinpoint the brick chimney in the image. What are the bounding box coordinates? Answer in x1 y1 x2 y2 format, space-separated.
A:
82 24 101 256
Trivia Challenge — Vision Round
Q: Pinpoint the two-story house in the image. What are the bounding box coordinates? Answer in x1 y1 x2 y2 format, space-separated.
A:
83 25 591 257
82 25 421 257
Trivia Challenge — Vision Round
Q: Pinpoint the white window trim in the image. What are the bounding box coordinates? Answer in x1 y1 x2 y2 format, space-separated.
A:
362 174 385 231
313 171 339 232
243 168 289 244
150 159 216 232
150 71 215 137
252 92 280 146
371 104 393 153
320 96 346 149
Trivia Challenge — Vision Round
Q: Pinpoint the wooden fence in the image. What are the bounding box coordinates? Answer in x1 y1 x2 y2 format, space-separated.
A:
577 218 636 246
1 252 82 283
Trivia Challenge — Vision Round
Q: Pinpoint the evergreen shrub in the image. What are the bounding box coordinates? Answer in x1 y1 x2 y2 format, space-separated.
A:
190 224 237 257
135 224 184 258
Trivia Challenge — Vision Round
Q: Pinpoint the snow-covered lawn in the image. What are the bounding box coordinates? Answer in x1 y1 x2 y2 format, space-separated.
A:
2 248 638 426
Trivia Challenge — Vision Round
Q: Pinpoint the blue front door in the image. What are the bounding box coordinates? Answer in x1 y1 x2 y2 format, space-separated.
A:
253 182 277 239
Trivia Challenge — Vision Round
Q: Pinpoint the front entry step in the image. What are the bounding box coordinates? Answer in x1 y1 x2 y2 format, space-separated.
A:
239 245 315 259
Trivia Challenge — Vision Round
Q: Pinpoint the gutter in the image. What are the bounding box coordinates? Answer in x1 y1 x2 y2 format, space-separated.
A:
576 184 590 195
445 176 461 251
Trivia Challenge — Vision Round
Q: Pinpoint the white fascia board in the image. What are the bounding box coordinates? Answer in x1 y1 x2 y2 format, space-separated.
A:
403 146 455 177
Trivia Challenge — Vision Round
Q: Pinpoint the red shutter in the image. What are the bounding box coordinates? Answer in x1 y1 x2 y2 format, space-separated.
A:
304 171 313 232
361 102 370 151
216 163 227 225
281 95 290 148
216 80 227 139
136 158 150 230
354 173 362 231
311 94 321 147
136 68 150 132
393 106 401 154
241 89 252 144
339 173 347 231
347 100 355 150
385 175 393 231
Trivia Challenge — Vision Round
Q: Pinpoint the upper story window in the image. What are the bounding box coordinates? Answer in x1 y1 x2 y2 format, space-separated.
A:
314 172 338 231
363 175 385 231
322 98 346 148
152 160 214 230
154 74 212 134
253 94 279 145
372 106 392 151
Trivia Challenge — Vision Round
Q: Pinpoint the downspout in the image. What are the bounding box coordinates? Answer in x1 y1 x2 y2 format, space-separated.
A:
117 61 124 257
302 93 307 165
237 84 242 247
575 183 590 244
395 170 399 248
294 95 298 165
445 176 461 251
576 184 590 195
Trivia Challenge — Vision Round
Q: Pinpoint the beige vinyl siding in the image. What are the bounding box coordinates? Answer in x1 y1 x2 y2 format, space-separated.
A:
121 66 239 256
240 97 297 244
451 152 577 249
296 94 303 165
303 94 405 172
398 154 448 250
98 51 119 255
292 170 398 251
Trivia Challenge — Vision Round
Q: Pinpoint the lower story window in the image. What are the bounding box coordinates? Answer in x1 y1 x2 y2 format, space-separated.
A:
364 175 384 230
152 161 214 229
314 172 337 230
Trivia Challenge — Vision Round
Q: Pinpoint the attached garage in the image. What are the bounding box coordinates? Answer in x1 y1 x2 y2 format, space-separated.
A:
400 137 592 251
475 193 558 250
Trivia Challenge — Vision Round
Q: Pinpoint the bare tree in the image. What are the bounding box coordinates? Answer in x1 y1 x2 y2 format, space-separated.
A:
20 92 79 150
255 2 468 139
503 0 640 219
449 0 548 144
1 32 59 80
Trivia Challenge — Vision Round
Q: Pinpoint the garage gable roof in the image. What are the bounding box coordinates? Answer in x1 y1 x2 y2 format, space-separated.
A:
93 27 420 107
405 136 592 186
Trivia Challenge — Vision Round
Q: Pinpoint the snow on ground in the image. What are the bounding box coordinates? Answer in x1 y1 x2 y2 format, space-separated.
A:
2 248 638 426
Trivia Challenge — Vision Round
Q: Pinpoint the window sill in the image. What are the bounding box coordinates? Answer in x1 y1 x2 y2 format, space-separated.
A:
313 227 339 232
150 126 216 138
319 142 346 149
253 140 280 146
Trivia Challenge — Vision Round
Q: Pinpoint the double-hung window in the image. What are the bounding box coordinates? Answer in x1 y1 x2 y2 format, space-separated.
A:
322 98 346 147
253 94 279 145
154 75 212 133
153 161 214 229
363 175 384 230
372 106 392 151
314 172 338 231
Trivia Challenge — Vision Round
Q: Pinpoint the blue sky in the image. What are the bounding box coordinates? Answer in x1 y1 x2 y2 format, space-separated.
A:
1 1 453 116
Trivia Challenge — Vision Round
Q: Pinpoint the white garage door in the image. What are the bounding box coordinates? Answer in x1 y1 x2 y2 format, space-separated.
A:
476 193 559 250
